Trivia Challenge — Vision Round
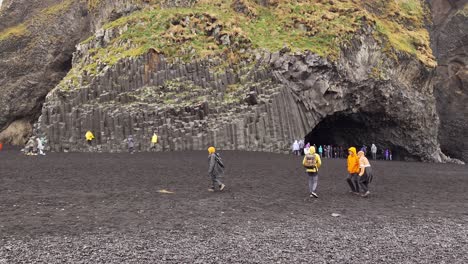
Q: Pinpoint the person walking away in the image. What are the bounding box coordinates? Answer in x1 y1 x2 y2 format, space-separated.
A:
36 137 45 155
389 150 393 161
292 140 300 156
127 135 135 154
318 145 323 157
371 144 377 160
0 143 3 151
151 132 158 151
302 146 322 198
385 149 389 160
85 130 95 146
357 151 373 197
346 147 360 194
208 147 226 192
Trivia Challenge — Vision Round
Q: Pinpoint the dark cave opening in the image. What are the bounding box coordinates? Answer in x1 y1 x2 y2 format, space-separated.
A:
304 112 413 161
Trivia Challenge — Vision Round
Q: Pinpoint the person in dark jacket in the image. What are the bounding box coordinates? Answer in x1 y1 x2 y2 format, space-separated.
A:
208 146 225 192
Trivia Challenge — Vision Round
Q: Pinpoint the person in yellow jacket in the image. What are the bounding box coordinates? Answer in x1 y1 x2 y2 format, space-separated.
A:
85 130 94 146
302 146 322 198
151 132 158 151
346 147 360 194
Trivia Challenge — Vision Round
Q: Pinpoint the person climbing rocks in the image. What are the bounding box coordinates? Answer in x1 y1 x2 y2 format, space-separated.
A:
371 144 377 160
358 150 373 197
151 132 158 151
127 135 135 154
85 130 95 146
302 146 322 198
346 147 360 194
318 145 323 157
207 146 225 192
292 140 300 156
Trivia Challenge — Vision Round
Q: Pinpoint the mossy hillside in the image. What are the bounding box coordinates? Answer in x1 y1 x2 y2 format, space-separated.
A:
66 0 435 85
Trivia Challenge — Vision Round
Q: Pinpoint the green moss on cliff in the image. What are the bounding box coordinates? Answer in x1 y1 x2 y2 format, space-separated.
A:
0 23 29 41
61 0 435 88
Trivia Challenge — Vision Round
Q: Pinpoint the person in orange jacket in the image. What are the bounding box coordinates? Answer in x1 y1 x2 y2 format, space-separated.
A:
346 147 360 194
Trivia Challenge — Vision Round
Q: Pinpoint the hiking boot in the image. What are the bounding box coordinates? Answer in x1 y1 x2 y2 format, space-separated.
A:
361 191 370 197
208 187 215 192
311 192 318 198
219 184 226 191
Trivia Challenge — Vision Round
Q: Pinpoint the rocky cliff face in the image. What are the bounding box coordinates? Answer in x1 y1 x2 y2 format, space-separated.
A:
0 0 462 162
0 0 153 144
39 21 445 161
426 0 468 162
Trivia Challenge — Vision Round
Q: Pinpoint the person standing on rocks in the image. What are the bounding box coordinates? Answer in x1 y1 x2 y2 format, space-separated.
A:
85 130 95 146
346 147 360 194
371 144 377 160
207 146 226 192
151 132 158 151
302 146 322 198
357 151 373 197
127 135 135 154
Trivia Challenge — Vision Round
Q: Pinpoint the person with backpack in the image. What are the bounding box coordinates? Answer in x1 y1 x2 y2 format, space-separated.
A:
207 146 226 192
346 147 360 194
302 146 322 198
357 151 373 197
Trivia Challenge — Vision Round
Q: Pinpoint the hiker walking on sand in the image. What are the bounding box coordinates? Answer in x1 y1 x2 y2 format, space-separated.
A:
151 132 158 151
303 146 322 198
371 144 377 160
357 151 373 197
85 130 95 146
207 146 226 192
346 147 360 194
127 135 135 154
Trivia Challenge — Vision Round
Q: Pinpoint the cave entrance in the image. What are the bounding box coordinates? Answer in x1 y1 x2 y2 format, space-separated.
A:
304 111 411 160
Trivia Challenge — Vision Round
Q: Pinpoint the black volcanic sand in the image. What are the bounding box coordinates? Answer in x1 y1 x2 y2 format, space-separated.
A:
0 149 467 263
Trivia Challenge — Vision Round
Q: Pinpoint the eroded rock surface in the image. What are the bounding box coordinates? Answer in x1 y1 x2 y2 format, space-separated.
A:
427 0 468 162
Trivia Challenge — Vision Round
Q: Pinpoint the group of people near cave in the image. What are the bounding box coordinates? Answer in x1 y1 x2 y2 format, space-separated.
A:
292 140 393 161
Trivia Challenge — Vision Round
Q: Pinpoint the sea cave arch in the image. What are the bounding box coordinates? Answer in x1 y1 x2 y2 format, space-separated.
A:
304 111 414 161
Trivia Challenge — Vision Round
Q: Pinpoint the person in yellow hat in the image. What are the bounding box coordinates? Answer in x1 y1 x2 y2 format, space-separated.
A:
207 146 225 192
85 130 95 146
151 132 158 151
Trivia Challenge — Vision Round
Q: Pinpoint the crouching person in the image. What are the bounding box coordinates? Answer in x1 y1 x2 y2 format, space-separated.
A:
358 151 373 197
303 146 322 198
208 146 226 192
